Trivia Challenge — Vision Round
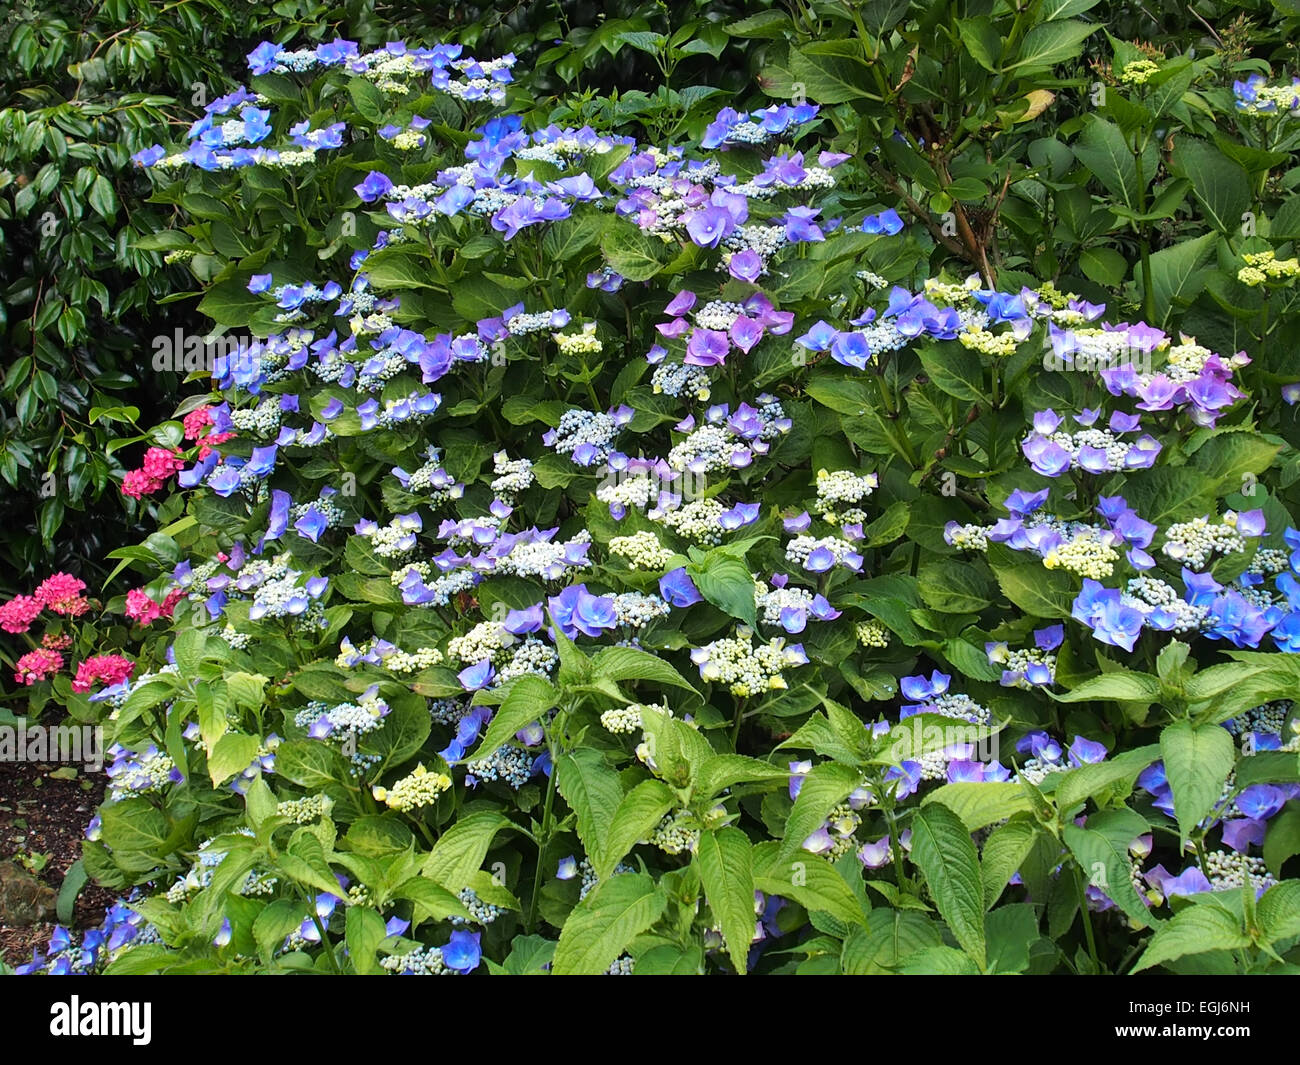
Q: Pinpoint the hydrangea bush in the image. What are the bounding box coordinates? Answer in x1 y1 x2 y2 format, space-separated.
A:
10 23 1300 975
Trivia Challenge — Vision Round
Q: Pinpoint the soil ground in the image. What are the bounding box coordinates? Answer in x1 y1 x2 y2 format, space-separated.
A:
0 758 116 968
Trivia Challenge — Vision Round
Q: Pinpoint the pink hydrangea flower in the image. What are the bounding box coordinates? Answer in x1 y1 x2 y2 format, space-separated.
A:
0 594 43 634
182 406 214 441
125 586 183 625
121 447 185 498
15 648 63 685
72 654 134 694
34 572 88 616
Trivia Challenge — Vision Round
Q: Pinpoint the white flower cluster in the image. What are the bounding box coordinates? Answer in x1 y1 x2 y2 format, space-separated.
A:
373 763 452 811
1125 576 1209 633
754 581 813 626
554 322 602 355
490 451 534 501
355 351 409 391
495 638 559 683
495 529 593 580
691 628 808 696
106 746 178 802
165 831 277 903
694 300 743 331
1042 528 1120 579
1226 700 1292 748
293 690 390 774
804 801 862 860
356 513 422 558
465 745 533 788
600 700 672 735
1162 515 1246 569
612 592 671 629
548 409 619 465
856 619 889 648
655 498 725 544
507 308 570 336
784 534 858 568
720 224 786 273
1034 426 1157 474
667 423 747 475
814 468 878 525
609 530 675 570
447 620 514 666
1204 850 1277 894
647 811 700 855
381 946 454 975
394 564 479 607
651 361 712 402
943 522 989 551
235 554 329 628
395 447 467 501
577 857 636 901
230 398 283 436
276 794 331 824
451 887 504 926
986 644 1056 688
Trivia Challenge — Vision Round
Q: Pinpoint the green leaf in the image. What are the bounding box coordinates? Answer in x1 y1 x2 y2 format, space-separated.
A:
923 781 1033 831
841 911 940 973
1161 721 1235 844
1187 431 1281 498
464 675 556 763
497 934 558 975
423 811 517 892
1257 880 1300 945
601 225 673 281
274 740 347 790
1171 136 1251 235
753 842 867 928
345 905 387 975
697 828 756 974
695 754 790 800
984 903 1041 974
347 77 386 122
1062 807 1152 926
1264 805 1300 876
1006 20 1099 75
908 802 987 969
542 214 608 262
207 732 261 787
980 819 1040 910
197 279 266 329
1138 232 1217 327
1052 744 1161 814
1133 901 1249 971
555 749 624 874
686 553 758 628
779 762 862 860
88 174 118 220
1072 117 1154 212
788 45 873 104
917 560 993 613
989 560 1076 619
552 873 667 975
918 342 987 403
589 645 699 693
56 860 88 925
597 779 676 881
1054 672 1160 703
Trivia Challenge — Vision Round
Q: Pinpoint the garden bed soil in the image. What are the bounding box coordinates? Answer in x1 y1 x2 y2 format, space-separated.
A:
0 758 115 968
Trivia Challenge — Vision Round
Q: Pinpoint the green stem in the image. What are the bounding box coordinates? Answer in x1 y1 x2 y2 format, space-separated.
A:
1073 864 1101 972
526 759 559 933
